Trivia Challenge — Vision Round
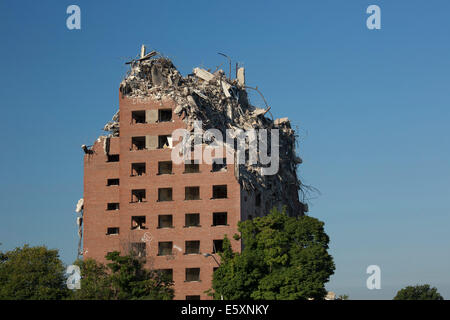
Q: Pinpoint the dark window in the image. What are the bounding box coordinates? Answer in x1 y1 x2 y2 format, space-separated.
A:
212 185 227 199
158 135 171 149
158 109 172 122
132 110 146 124
107 154 119 162
131 163 146 176
255 193 261 207
107 178 120 186
158 188 173 201
131 242 146 257
185 241 200 254
186 295 200 300
131 137 146 150
158 269 173 282
131 189 146 203
185 186 200 200
185 213 200 227
158 242 173 256
213 240 224 253
158 161 172 174
158 215 173 228
106 227 119 235
131 216 146 230
107 203 120 211
184 160 199 173
212 158 227 172
213 212 227 226
185 268 200 282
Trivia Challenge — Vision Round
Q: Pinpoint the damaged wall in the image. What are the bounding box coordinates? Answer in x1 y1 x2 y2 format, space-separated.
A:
110 45 307 216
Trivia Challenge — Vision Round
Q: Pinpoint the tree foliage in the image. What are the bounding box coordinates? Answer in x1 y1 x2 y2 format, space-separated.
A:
212 207 335 300
0 245 69 300
70 258 112 300
71 251 174 300
0 244 173 300
394 284 443 300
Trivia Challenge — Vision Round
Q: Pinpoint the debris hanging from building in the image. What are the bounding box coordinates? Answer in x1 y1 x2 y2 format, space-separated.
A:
100 45 307 216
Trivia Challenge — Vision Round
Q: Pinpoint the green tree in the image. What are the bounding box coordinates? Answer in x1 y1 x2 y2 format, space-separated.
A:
71 252 174 300
70 258 112 300
394 284 443 300
212 207 335 300
106 251 174 300
0 245 69 300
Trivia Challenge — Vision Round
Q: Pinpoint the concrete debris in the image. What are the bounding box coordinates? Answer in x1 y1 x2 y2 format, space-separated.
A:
126 45 158 65
74 198 84 257
221 80 232 98
75 198 84 213
77 216 83 228
115 46 306 215
174 104 183 114
274 117 289 126
103 110 120 137
187 95 198 109
140 44 146 59
252 107 270 117
193 67 215 82
237 67 245 87
103 136 110 155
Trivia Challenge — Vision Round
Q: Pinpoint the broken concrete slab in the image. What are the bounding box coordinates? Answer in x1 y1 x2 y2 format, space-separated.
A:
221 80 231 98
237 67 245 87
193 67 214 82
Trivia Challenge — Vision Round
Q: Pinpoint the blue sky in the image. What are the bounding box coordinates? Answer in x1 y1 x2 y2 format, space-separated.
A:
1 0 449 299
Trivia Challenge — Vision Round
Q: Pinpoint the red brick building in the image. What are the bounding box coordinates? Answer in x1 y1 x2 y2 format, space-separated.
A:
83 95 246 299
82 50 305 300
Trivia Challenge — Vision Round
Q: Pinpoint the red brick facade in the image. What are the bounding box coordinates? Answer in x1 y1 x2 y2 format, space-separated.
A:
83 92 242 300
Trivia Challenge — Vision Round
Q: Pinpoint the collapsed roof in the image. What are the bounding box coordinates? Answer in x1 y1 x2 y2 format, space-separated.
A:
104 45 306 216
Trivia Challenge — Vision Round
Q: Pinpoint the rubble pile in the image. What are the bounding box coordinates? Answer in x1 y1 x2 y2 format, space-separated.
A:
105 46 306 215
103 111 119 137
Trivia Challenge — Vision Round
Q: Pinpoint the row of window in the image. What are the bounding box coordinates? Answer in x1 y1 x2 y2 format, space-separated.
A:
105 185 227 205
131 109 172 124
151 267 219 287
121 240 224 257
106 212 228 231
129 159 227 176
131 135 172 150
106 159 227 175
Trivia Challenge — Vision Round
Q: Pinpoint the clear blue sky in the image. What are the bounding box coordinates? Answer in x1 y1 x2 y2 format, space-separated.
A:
1 0 449 299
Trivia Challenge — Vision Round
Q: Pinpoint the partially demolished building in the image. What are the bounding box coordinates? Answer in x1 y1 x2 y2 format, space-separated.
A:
80 46 307 299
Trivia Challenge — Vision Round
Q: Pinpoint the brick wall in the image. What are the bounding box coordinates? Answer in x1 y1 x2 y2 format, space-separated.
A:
83 92 242 299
